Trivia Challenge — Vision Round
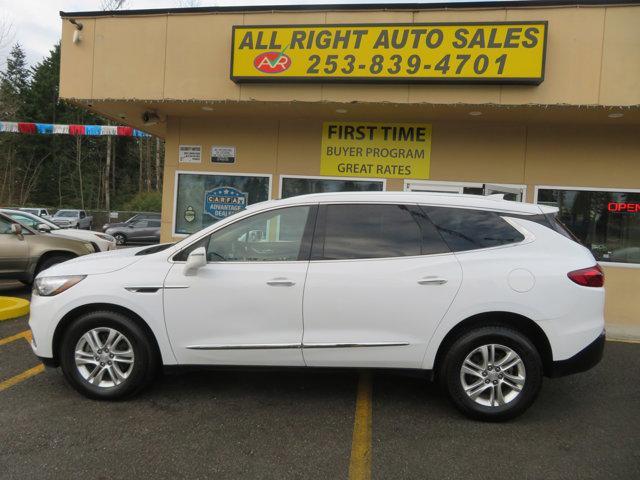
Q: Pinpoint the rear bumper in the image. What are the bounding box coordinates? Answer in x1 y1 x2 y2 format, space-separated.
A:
548 331 605 378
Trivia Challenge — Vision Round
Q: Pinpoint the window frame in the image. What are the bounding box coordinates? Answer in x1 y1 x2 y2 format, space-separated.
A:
172 170 273 238
534 184 640 269
171 204 318 264
278 174 386 199
310 202 450 262
404 180 527 202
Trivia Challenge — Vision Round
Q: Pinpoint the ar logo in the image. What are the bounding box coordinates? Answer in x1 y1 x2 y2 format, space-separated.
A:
254 51 291 73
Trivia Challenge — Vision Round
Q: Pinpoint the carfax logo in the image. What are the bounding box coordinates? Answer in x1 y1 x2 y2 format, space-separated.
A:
254 51 291 73
204 187 248 220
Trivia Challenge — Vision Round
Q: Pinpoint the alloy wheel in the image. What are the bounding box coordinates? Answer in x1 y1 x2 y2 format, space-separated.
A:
74 327 135 388
459 343 526 407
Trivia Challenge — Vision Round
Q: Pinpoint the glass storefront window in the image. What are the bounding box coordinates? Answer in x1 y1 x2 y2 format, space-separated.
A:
174 172 271 235
537 188 640 264
281 176 384 199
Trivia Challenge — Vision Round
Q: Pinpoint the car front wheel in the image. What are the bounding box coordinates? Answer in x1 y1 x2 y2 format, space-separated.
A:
59 310 157 399
440 326 543 421
114 233 126 245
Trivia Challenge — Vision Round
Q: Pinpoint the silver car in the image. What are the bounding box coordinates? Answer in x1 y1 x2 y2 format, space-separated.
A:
105 219 161 245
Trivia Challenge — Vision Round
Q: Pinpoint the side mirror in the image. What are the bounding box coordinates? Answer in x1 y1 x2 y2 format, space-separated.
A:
183 247 207 276
37 223 51 232
10 223 22 235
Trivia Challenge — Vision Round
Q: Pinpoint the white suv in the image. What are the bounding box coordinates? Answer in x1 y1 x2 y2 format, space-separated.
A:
29 192 605 421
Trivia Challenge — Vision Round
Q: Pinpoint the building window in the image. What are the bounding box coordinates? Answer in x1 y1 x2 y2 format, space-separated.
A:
405 180 526 202
280 176 384 199
174 172 271 235
536 187 640 265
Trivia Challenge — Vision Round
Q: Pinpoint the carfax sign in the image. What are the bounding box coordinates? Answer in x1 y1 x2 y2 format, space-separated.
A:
231 22 547 84
321 122 432 179
204 186 248 220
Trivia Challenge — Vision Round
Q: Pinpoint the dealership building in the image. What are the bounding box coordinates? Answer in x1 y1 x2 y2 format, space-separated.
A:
58 1 639 337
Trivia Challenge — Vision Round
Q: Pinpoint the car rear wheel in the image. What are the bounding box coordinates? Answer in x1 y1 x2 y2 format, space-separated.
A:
440 326 543 421
59 310 158 399
114 233 127 245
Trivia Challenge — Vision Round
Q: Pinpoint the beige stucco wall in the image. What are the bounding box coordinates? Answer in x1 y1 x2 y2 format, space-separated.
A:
60 5 640 107
159 116 640 331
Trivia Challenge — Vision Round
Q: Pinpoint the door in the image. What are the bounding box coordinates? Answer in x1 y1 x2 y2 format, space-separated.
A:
302 203 462 369
0 216 29 277
163 205 316 366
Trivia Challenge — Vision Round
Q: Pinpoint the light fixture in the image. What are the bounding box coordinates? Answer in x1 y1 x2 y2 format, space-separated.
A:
468 111 483 116
201 106 214 111
608 112 624 118
142 111 160 125
335 108 348 114
69 19 83 44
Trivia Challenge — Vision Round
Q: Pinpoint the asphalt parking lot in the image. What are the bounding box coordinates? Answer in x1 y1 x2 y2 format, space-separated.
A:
1 280 639 480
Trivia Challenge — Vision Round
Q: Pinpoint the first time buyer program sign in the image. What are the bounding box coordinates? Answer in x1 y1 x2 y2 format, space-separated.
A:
321 122 432 179
231 22 547 83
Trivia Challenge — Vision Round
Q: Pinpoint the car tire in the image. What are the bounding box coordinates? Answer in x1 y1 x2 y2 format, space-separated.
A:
35 254 75 276
114 233 126 245
59 310 158 400
440 326 543 422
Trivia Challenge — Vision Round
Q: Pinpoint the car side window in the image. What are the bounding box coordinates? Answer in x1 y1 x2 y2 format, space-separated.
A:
9 214 38 228
315 204 440 260
0 216 13 234
174 206 315 262
132 220 148 228
149 220 161 228
421 206 525 252
80 211 86 218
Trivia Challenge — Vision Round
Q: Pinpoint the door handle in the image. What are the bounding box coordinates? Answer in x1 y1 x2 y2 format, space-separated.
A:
417 276 448 285
266 278 296 287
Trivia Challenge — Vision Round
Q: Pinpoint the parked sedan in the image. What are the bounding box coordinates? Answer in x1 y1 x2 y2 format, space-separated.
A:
105 219 161 245
102 213 161 232
0 212 95 284
1 209 116 252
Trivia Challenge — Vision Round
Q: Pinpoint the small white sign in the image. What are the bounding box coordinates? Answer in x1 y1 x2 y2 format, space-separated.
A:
211 145 236 164
179 145 202 163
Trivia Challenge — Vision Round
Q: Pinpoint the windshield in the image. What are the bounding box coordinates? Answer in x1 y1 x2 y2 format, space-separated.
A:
55 211 77 217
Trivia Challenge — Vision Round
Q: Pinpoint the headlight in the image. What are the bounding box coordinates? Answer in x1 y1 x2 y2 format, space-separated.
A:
33 275 86 296
95 233 115 241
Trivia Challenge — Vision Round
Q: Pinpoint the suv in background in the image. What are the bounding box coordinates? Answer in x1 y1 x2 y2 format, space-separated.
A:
52 210 93 230
28 192 604 421
20 207 52 219
102 213 161 232
0 212 95 284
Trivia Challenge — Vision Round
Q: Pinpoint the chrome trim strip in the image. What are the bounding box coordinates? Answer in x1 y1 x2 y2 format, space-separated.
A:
303 342 410 349
186 343 301 350
185 342 410 350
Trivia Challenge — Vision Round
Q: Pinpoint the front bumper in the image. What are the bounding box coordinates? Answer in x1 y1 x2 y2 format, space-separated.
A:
548 331 605 378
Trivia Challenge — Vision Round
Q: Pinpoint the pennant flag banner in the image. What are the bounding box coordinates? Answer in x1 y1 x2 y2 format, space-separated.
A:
0 121 149 137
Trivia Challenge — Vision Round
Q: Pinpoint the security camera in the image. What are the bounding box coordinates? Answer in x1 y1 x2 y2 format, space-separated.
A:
142 111 160 125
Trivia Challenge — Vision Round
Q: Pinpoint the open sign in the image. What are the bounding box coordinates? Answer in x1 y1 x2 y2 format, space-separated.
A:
608 202 640 213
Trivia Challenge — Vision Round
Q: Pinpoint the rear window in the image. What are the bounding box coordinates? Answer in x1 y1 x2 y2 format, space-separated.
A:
421 206 525 252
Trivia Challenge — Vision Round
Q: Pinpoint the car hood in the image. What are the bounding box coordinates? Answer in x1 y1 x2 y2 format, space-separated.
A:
104 222 127 228
51 229 110 243
38 245 149 277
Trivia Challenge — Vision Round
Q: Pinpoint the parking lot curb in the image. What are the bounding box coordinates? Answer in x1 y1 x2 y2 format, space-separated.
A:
0 297 30 321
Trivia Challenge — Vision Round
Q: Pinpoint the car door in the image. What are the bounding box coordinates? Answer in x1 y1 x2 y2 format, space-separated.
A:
302 203 462 369
0 215 29 277
163 204 317 366
128 220 148 241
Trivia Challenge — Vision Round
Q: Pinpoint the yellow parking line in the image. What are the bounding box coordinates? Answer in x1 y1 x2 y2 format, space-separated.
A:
607 338 640 344
348 372 373 480
0 364 44 392
0 329 31 347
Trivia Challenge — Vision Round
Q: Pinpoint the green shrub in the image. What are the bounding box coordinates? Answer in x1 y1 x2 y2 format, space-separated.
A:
122 191 162 212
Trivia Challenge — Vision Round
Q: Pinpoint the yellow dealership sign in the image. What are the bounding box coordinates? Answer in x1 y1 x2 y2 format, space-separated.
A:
320 122 432 179
231 22 547 84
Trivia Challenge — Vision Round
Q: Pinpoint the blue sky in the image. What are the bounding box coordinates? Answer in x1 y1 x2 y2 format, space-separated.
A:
0 0 513 67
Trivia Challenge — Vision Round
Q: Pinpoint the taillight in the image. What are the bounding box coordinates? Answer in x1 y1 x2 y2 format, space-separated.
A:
567 265 604 287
